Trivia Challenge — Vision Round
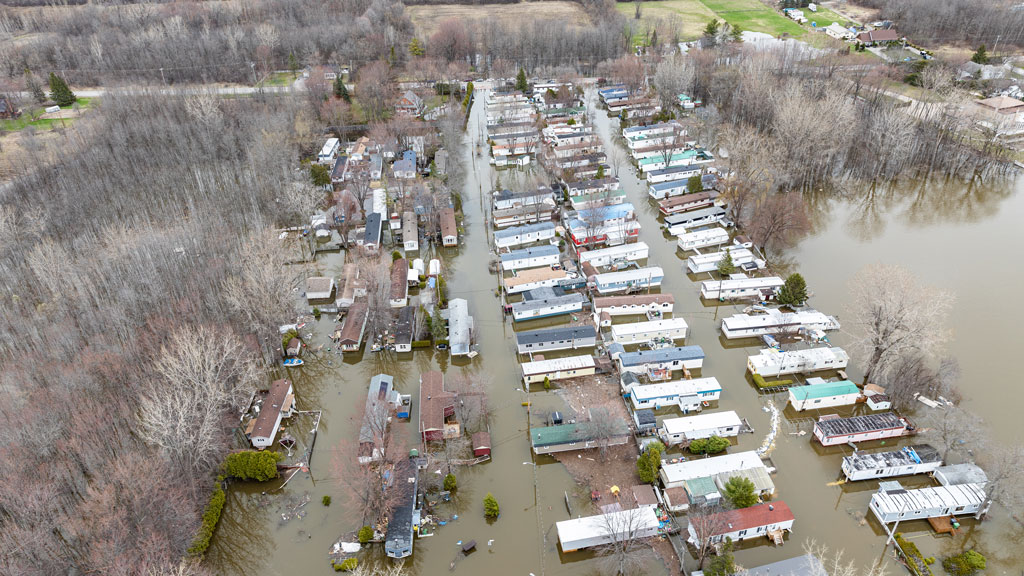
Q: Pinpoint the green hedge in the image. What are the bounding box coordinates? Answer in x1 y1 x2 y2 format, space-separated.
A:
411 340 432 349
188 481 226 557
752 374 793 389
223 451 282 482
895 533 933 576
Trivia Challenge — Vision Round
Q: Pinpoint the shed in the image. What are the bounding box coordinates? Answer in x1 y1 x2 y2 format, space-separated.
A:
472 431 492 458
306 276 336 301
934 463 988 487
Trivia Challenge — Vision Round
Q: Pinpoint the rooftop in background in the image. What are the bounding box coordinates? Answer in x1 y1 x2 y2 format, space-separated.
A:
743 554 825 576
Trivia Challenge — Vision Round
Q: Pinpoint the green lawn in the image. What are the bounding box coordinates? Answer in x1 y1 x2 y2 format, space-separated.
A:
700 0 804 36
616 0 719 42
263 71 296 87
1 97 96 133
803 6 855 29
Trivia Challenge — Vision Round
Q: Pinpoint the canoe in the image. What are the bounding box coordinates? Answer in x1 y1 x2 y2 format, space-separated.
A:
283 358 304 367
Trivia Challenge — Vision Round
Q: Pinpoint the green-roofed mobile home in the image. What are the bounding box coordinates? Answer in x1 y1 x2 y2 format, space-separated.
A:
530 422 630 455
788 379 862 411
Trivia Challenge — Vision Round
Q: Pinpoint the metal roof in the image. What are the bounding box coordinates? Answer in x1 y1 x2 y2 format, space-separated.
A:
789 380 860 401
815 413 906 438
493 221 556 240
512 293 587 314
500 244 560 262
515 325 596 346
618 345 705 367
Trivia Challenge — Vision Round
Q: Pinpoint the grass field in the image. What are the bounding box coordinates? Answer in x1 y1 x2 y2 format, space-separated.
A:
802 5 855 29
615 0 718 42
1 97 96 133
408 2 589 37
699 0 804 36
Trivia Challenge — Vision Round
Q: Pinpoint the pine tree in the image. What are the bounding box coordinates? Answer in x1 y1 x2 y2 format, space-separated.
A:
595 164 605 180
48 73 76 107
334 77 350 102
777 273 808 307
431 306 446 341
703 19 720 38
409 37 425 57
483 493 500 518
443 473 457 491
687 174 703 194
288 52 300 78
722 476 758 508
971 44 989 64
717 248 735 276
731 24 743 43
515 68 528 93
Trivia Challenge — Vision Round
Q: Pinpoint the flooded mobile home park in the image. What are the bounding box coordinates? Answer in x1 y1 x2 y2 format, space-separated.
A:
205 83 1024 576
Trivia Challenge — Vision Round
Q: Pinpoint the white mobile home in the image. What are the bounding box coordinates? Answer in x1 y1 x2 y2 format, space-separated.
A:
402 212 418 252
677 228 730 251
500 245 561 271
521 355 596 384
318 138 340 164
611 318 689 345
493 222 556 250
621 121 682 139
658 191 715 215
660 450 766 489
721 309 841 340
511 291 587 322
660 411 742 445
841 445 943 482
578 242 649 268
627 377 721 412
686 248 759 275
666 206 728 235
592 267 664 295
869 482 988 524
557 506 660 553
788 380 862 411
700 276 784 301
616 345 705 375
515 325 597 354
747 347 850 377
646 164 703 184
593 294 674 318
813 413 911 447
648 179 697 200
686 502 794 546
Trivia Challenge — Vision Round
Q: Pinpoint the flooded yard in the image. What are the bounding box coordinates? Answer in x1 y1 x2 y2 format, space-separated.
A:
206 88 1024 575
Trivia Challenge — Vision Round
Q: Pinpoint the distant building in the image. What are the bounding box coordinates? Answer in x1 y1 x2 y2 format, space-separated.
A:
396 90 424 116
856 29 900 45
440 207 458 246
0 97 21 120
338 302 369 352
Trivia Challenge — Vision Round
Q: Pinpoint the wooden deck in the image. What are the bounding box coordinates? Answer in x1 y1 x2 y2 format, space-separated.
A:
927 515 959 535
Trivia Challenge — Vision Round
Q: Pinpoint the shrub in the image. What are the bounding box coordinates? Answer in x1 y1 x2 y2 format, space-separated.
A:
752 374 793 389
943 550 986 576
411 340 432 348
188 483 226 557
444 473 457 491
282 329 299 348
688 435 730 455
391 250 402 261
313 307 322 320
357 525 374 544
322 495 332 506
483 493 500 518
543 376 552 390
636 441 665 484
223 451 282 481
334 558 358 571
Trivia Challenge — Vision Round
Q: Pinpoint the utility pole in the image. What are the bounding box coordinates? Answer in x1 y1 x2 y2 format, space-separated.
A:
250 62 258 92
160 67 166 86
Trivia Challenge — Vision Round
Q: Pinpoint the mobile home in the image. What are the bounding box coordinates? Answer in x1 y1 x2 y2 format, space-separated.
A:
557 506 660 553
721 309 841 340
661 450 767 490
500 244 561 271
747 347 850 377
627 377 721 412
402 212 419 252
592 267 663 295
658 191 715 215
247 379 295 448
610 317 689 345
869 481 988 524
503 267 568 294
532 422 631 455
686 502 794 546
700 276 784 300
677 228 730 252
665 206 727 234
686 248 759 275
493 222 556 250
447 298 473 357
577 242 649 268
649 179 700 200
567 219 642 247
813 413 911 447
521 355 596 384
841 445 943 482
646 164 703 184
616 345 705 375
318 137 340 164
511 291 587 322
593 294 674 318
660 410 742 445
788 380 862 411
515 325 597 354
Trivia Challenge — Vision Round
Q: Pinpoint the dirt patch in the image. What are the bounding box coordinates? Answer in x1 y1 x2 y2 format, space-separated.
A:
407 2 589 37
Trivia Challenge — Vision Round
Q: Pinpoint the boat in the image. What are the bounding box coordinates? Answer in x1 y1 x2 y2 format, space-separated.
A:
283 358 304 367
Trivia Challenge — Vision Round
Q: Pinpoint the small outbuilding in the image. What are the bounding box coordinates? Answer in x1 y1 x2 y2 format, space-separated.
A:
472 431 492 458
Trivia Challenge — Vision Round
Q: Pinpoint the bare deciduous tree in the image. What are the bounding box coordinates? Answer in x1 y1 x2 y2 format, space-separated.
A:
585 404 628 461
922 406 983 462
846 264 954 384
595 505 651 576
687 501 729 570
747 191 810 259
357 61 394 122
652 54 694 110
974 440 1024 520
138 326 260 472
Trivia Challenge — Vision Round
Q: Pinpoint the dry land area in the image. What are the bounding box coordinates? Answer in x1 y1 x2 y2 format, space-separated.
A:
617 0 804 42
408 1 590 37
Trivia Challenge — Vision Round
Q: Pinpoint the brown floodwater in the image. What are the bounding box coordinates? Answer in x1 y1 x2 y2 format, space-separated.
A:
206 89 1024 575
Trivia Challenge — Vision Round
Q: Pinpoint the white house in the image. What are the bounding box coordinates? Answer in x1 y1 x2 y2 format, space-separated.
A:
813 413 911 447
721 309 841 340
593 294 674 318
660 411 742 446
592 267 663 294
824 22 855 41
511 291 587 322
686 248 760 275
503 267 568 294
677 228 730 252
748 347 850 377
627 377 721 412
869 482 988 524
610 318 689 345
521 355 596 385
788 380 862 411
402 211 419 252
687 502 794 546
493 222 557 249
700 276 785 301
660 450 767 490
577 242 649 268
557 506 660 553
306 276 336 301
247 379 295 448
841 445 943 482
616 345 705 375
318 138 340 164
500 245 561 271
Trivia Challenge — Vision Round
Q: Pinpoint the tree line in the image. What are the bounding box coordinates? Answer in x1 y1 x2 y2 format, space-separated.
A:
858 0 1024 50
0 92 309 575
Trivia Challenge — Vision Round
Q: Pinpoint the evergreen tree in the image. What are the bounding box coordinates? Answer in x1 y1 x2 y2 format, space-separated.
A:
48 73 76 107
443 473 457 491
649 29 658 48
706 538 736 576
731 24 743 43
717 248 735 276
971 44 989 64
777 273 808 307
636 441 665 484
25 69 46 104
483 493 500 518
722 476 758 508
288 52 300 78
596 164 605 180
431 306 447 341
703 19 720 38
333 76 350 102
515 68 528 93
409 37 425 57
310 164 331 187
687 174 703 194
